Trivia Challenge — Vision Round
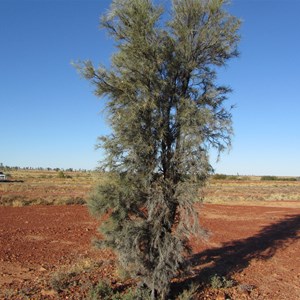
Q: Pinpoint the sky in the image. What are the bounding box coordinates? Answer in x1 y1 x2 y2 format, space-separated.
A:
0 0 299 176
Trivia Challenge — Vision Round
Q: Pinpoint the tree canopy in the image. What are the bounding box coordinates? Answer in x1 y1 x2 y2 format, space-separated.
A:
78 0 240 298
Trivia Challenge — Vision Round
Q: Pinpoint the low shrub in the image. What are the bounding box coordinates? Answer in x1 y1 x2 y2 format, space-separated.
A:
88 280 114 300
176 283 198 300
50 271 76 292
88 282 151 300
209 274 234 289
261 176 298 181
65 197 86 205
50 259 98 293
57 171 65 178
261 176 278 181
0 195 20 206
279 177 298 181
212 174 228 180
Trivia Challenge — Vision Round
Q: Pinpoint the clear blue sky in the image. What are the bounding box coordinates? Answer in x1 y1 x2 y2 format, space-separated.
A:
0 0 299 176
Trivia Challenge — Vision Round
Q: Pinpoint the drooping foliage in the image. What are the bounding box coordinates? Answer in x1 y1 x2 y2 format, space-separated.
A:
78 0 240 298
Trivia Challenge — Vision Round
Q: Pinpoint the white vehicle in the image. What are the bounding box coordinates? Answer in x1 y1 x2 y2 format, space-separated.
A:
0 172 6 181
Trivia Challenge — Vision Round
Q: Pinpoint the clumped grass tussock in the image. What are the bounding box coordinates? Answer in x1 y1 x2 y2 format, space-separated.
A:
50 259 100 292
88 281 152 300
209 274 234 289
176 283 199 300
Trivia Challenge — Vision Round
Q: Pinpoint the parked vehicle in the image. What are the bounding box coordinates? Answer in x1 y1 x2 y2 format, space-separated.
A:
0 172 6 181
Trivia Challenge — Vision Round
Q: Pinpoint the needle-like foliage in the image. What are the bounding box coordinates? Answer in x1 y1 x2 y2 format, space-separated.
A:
78 1 240 299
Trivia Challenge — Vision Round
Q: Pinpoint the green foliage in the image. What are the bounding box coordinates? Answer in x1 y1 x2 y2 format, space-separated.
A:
116 265 132 281
50 259 100 294
261 176 298 181
78 0 240 298
50 271 76 292
65 197 86 205
280 177 298 181
88 281 151 300
280 177 300 181
5 173 11 179
57 171 65 178
119 287 152 300
209 274 234 289
260 176 278 181
176 283 199 300
88 280 114 300
212 174 250 181
212 174 228 180
57 171 72 179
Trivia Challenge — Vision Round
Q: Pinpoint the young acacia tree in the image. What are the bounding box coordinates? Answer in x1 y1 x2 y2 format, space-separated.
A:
79 0 240 298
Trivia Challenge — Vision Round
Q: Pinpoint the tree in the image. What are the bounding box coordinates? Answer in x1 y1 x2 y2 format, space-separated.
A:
78 0 240 298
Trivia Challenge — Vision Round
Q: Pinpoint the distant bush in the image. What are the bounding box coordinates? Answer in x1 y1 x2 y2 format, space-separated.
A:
65 197 86 205
261 176 278 181
212 174 247 180
261 176 298 181
227 175 238 180
57 171 65 178
5 173 12 179
240 176 251 181
212 174 228 180
57 171 72 179
279 177 298 181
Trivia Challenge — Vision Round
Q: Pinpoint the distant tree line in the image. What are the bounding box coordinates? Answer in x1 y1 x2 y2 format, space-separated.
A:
212 173 300 181
0 163 90 172
260 175 299 181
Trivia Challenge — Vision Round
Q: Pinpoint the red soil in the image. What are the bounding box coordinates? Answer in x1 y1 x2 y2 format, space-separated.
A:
0 204 299 299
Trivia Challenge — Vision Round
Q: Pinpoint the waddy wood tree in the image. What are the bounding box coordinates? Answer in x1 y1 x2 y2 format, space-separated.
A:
77 0 240 298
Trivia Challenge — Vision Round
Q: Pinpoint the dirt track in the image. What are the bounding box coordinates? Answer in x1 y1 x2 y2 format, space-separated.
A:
0 203 299 299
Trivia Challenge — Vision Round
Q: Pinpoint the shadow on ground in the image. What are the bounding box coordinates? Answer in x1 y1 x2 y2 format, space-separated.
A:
172 214 300 294
0 180 24 183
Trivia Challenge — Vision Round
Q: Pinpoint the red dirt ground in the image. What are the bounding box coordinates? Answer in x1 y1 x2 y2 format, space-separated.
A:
0 203 299 299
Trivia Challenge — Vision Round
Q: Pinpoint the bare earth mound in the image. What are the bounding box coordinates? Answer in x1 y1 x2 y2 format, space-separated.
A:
0 203 299 299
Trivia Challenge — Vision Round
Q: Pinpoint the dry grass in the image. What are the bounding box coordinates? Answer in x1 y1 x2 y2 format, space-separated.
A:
204 178 300 206
50 258 101 292
0 170 104 206
1 170 300 207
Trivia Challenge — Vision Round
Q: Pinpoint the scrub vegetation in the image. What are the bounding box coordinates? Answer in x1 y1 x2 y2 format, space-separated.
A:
77 0 240 298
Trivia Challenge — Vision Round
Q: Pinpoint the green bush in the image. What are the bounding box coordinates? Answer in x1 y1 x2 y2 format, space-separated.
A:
279 177 298 181
227 175 238 180
176 283 198 300
57 171 65 179
212 174 228 180
88 281 114 300
5 173 12 179
260 176 277 181
209 274 234 289
261 176 298 181
50 271 76 292
65 197 86 205
88 282 151 300
57 171 72 179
